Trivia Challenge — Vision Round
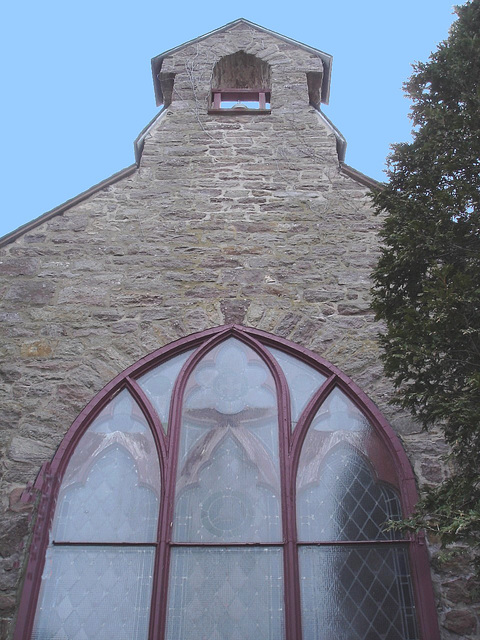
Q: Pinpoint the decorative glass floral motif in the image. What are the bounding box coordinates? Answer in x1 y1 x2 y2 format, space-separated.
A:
138 350 194 431
185 339 274 415
311 388 367 432
25 328 426 640
174 339 281 543
266 347 326 430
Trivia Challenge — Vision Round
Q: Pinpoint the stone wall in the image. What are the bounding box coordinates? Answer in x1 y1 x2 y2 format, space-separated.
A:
0 20 477 639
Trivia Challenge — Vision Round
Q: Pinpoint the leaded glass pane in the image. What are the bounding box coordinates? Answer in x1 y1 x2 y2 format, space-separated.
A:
297 446 402 541
307 387 368 433
53 447 159 543
266 347 326 431
174 435 280 542
174 338 281 542
184 338 275 416
166 547 285 640
137 349 194 432
53 389 160 543
299 545 419 640
297 387 402 541
32 546 155 640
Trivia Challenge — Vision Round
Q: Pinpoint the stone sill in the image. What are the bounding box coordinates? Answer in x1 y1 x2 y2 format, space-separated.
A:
207 109 272 115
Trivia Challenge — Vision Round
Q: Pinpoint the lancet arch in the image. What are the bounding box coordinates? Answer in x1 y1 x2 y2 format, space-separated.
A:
15 325 439 640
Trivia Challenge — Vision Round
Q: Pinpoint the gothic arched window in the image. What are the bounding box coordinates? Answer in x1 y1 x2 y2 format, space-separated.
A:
15 326 440 640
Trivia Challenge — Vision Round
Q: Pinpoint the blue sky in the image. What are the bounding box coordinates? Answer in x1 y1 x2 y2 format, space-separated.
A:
1 0 458 238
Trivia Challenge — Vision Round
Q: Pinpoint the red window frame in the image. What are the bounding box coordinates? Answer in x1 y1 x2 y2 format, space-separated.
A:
209 88 271 113
14 324 440 640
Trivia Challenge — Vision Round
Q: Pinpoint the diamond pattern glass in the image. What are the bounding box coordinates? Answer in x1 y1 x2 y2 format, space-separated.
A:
174 338 281 542
137 349 194 432
174 435 280 542
53 447 159 543
297 387 402 541
297 445 402 541
33 391 161 639
27 334 428 640
53 389 160 543
299 546 419 640
307 387 368 433
266 347 326 431
32 546 155 640
166 547 285 640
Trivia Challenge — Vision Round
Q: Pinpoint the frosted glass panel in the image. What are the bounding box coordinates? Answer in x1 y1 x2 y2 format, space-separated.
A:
32 546 155 640
174 339 281 542
174 435 280 542
53 389 160 543
184 338 275 415
54 447 159 542
299 546 419 640
266 347 326 430
166 547 285 640
297 388 401 541
297 446 401 541
137 349 194 432
307 387 368 432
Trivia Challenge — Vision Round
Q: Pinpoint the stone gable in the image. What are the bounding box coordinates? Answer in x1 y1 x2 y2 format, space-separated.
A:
0 20 476 640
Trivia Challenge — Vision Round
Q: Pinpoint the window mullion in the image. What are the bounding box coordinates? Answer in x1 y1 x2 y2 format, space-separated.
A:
152 334 230 640
243 332 300 640
283 451 303 640
272 349 299 640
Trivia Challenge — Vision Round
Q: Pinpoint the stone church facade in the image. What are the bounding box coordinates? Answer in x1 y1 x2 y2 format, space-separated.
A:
0 18 477 640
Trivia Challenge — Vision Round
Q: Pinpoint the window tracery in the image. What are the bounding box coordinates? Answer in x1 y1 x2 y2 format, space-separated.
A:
16 325 439 640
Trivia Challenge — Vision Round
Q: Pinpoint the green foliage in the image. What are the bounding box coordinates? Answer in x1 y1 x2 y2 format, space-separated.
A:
372 0 480 563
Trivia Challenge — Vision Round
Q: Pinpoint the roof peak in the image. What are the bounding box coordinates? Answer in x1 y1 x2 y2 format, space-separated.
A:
151 19 332 106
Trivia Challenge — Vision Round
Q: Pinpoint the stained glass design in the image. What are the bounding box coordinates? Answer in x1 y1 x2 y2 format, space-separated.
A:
166 547 285 640
53 390 160 543
297 446 402 541
174 338 281 542
32 546 155 640
266 347 326 431
296 386 416 639
137 349 194 432
174 435 280 542
308 387 368 432
32 391 160 639
27 333 427 640
184 339 275 416
299 546 419 640
54 447 159 543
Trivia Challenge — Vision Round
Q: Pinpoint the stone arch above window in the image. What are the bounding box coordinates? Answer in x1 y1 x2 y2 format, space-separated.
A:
210 51 271 113
15 325 440 640
212 51 271 90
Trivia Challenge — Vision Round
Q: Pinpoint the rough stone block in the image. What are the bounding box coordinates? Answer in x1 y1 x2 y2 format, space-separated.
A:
4 281 55 305
443 609 477 635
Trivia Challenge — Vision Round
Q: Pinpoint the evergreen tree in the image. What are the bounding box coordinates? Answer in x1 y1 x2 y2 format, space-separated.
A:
372 0 480 561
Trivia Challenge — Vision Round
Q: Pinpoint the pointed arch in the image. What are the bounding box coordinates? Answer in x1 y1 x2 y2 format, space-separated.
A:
210 51 271 111
212 51 271 91
14 325 439 640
